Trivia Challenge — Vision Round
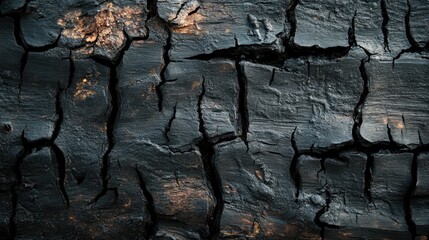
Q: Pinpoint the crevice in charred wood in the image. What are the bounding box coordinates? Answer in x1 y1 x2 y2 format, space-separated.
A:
188 6 200 16
164 103 177 143
51 84 63 142
285 0 299 44
289 127 300 202
156 23 172 111
90 66 119 204
352 53 370 146
187 43 352 69
380 0 390 51
136 167 158 239
403 152 417 239
364 154 374 202
187 44 285 67
386 123 394 143
404 0 419 49
197 77 224 239
146 0 158 22
51 144 69 208
318 157 326 178
314 190 340 240
235 60 249 150
12 15 26 50
348 11 357 47
268 68 276 86
418 131 423 146
89 32 135 204
285 45 351 60
171 1 188 23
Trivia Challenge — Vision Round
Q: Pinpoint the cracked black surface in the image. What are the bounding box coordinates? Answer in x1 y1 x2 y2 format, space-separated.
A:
0 0 429 239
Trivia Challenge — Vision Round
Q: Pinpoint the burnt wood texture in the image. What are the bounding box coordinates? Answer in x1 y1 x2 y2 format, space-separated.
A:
0 0 429 239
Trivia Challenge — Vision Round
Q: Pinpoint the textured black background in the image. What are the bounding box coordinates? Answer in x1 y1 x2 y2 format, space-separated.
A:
1 0 429 239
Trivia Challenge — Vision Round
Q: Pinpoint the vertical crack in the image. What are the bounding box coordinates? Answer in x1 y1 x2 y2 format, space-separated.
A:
90 66 119 204
89 32 133 204
352 53 370 146
164 103 177 144
146 0 158 22
9 81 69 236
136 167 158 239
314 190 328 240
51 144 69 208
404 0 419 49
13 14 28 103
289 127 300 202
403 152 417 238
318 157 326 178
156 25 172 111
12 14 61 101
380 0 390 51
285 0 299 45
235 60 249 150
364 154 374 201
268 68 276 86
12 15 27 49
50 84 69 207
197 77 224 239
8 80 68 235
348 10 357 47
418 131 423 146
51 84 63 142
314 190 339 240
387 123 394 143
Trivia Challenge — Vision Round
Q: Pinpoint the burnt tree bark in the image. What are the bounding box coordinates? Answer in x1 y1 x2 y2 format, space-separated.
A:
0 0 429 239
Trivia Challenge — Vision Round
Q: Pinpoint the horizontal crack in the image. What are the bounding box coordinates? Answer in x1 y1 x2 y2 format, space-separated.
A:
187 43 353 69
187 44 285 67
